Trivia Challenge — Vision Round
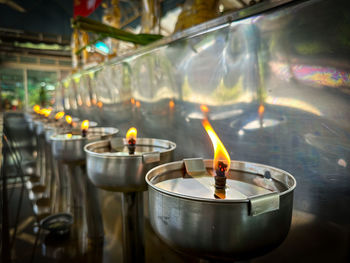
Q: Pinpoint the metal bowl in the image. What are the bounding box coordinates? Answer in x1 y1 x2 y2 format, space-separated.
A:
146 159 296 260
84 138 176 192
50 127 119 163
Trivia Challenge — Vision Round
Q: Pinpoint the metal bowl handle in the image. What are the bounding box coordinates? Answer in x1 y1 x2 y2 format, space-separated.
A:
249 192 280 216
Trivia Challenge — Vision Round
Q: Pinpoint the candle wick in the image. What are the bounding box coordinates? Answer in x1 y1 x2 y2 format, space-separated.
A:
128 138 136 154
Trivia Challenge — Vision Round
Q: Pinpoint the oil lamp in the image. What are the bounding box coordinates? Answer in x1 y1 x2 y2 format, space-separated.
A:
126 127 137 154
84 128 176 262
50 125 119 247
65 115 73 127
202 119 231 198
81 120 89 137
55 111 65 121
145 119 297 260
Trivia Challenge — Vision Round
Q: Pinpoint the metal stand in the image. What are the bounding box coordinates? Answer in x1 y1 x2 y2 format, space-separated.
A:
80 165 104 243
121 191 145 263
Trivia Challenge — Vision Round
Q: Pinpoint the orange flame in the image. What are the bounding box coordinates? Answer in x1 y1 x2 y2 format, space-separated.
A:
97 101 103 108
81 120 89 131
258 104 265 118
65 115 72 124
169 100 175 109
131 98 135 105
200 105 209 113
33 105 40 113
126 127 137 144
135 101 141 108
202 119 231 174
55 111 65 120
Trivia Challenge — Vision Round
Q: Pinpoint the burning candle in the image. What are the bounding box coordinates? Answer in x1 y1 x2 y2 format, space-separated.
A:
81 120 89 137
55 111 65 121
65 115 73 127
33 105 40 114
126 127 137 154
97 101 103 108
202 119 231 198
169 100 175 109
258 104 265 127
200 104 209 113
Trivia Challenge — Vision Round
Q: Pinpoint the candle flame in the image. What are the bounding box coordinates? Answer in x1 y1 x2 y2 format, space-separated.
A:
258 104 265 118
33 105 40 113
126 127 137 144
202 119 231 175
97 101 103 108
42 109 52 117
65 115 72 124
135 101 141 108
55 111 65 120
169 100 175 109
200 105 209 113
81 120 89 131
131 98 135 105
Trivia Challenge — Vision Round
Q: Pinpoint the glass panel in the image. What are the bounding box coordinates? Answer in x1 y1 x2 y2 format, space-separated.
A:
27 70 57 107
0 68 24 111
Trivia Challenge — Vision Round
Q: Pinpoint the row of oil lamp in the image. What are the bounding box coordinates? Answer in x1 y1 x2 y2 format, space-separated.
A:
27 103 296 261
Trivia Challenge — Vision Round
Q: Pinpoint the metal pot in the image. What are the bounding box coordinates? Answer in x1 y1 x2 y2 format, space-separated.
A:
50 127 119 163
84 138 176 192
146 159 296 260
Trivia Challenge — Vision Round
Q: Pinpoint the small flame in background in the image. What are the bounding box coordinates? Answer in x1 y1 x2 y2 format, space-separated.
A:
136 101 141 108
200 104 209 113
97 101 103 108
131 98 135 105
258 104 265 119
126 127 137 144
169 100 175 109
81 120 89 131
202 119 231 175
33 105 40 113
43 109 52 117
55 112 65 120
66 133 72 139
65 115 72 124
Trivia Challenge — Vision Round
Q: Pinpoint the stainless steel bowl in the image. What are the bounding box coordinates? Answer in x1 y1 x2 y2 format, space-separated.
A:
50 127 119 163
84 138 176 192
146 159 296 260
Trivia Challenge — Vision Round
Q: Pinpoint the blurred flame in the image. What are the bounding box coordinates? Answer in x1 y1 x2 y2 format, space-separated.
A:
169 100 175 109
97 101 103 108
65 115 72 124
136 101 141 108
126 127 137 143
33 105 40 113
67 133 72 139
202 119 231 174
200 105 209 113
81 120 89 131
131 98 135 104
55 111 65 120
92 98 97 105
43 109 52 117
258 104 265 118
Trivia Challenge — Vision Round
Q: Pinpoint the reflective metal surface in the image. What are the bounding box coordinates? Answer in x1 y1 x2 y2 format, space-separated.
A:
146 159 295 260
50 127 119 163
50 0 350 261
85 138 176 192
